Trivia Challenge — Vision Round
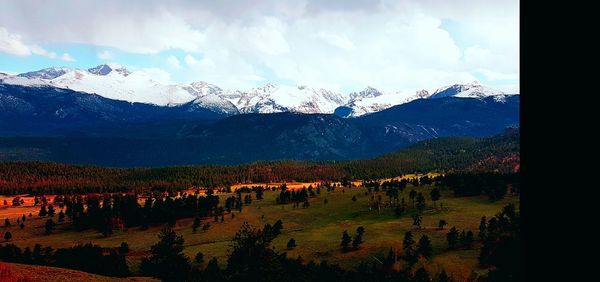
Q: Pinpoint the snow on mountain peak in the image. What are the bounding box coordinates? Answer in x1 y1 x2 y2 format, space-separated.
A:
429 82 504 99
4 64 516 116
17 67 71 80
88 64 131 77
350 86 383 100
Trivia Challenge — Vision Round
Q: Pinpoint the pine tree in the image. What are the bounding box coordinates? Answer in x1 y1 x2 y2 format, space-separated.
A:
464 230 474 248
446 227 459 249
341 230 352 252
437 269 452 282
119 242 130 254
478 216 487 240
430 187 441 208
140 227 191 281
287 238 297 249
352 226 365 249
459 230 467 247
194 251 204 264
48 205 55 217
39 205 47 217
403 231 416 264
416 235 432 258
413 267 430 282
416 192 426 211
409 189 417 208
44 219 55 234
203 257 223 281
193 217 201 232
438 219 448 230
412 214 422 229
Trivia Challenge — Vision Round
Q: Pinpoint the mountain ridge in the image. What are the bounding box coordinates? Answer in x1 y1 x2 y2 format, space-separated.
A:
2 64 518 116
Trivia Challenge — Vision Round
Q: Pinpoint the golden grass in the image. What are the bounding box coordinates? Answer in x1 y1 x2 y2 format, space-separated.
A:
0 182 518 276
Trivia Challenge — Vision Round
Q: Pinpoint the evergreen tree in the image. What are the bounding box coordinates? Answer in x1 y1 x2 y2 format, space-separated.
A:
39 205 47 217
478 216 487 240
437 269 452 282
287 238 297 249
45 219 55 234
464 231 474 248
412 214 422 229
58 210 65 223
193 217 201 232
140 227 191 281
438 219 448 230
341 230 352 252
203 257 223 281
459 230 467 247
446 227 459 249
403 231 416 264
413 267 430 282
430 188 441 208
409 189 417 208
416 235 432 258
352 226 365 249
119 242 130 254
416 192 426 211
48 205 55 217
194 251 204 264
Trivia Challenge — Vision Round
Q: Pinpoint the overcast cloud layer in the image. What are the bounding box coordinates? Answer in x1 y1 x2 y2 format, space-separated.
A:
0 0 519 93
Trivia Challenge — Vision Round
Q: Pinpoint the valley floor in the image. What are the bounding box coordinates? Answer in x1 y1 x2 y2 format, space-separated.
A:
0 178 518 281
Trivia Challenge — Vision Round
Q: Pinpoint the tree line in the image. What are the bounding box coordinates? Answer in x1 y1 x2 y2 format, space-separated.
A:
0 243 129 277
0 131 519 195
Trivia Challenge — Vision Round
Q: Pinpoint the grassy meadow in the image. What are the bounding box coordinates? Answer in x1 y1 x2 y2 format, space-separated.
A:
0 177 518 282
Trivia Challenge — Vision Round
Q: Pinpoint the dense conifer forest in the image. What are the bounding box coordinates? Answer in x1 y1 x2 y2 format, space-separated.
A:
0 130 519 195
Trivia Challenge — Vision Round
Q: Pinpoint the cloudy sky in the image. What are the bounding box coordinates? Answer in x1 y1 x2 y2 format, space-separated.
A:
0 0 519 93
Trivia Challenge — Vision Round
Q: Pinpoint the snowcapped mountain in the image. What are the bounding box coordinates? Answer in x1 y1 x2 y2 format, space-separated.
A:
18 67 71 80
2 64 517 117
46 64 198 105
235 84 348 114
344 88 432 117
429 82 505 100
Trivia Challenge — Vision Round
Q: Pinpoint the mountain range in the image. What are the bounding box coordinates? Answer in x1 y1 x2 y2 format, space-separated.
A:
2 64 515 117
0 64 519 166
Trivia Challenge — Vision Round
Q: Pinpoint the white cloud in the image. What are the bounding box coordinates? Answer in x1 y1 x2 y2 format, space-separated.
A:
317 31 356 51
184 54 199 67
0 0 519 92
0 27 56 59
166 55 181 69
0 27 31 55
61 53 75 62
97 50 113 60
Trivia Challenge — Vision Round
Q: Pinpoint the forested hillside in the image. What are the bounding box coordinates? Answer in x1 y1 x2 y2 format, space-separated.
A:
0 129 519 195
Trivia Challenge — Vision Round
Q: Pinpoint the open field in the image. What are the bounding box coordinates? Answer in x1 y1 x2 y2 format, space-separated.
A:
0 178 518 281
